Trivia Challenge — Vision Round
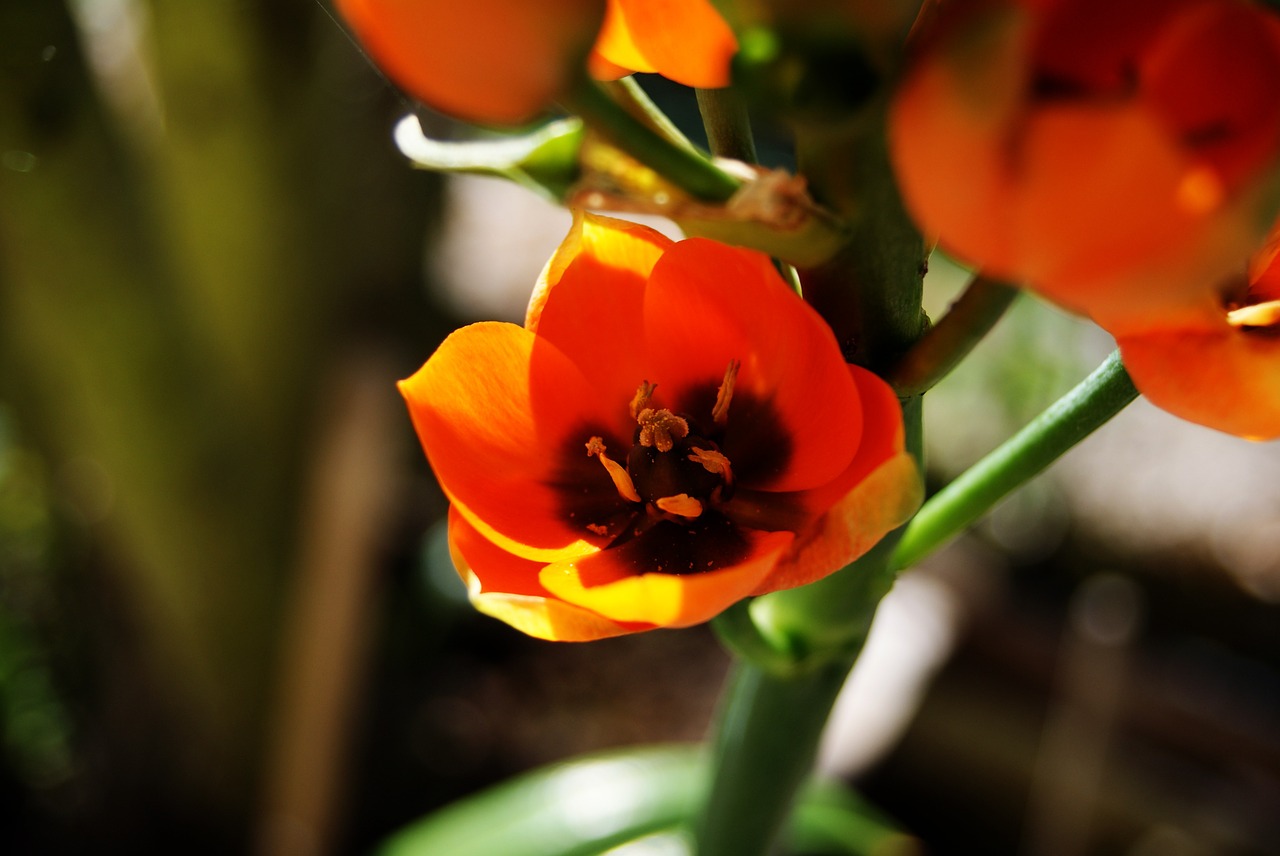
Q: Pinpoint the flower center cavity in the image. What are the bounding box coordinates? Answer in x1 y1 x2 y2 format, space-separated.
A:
585 360 739 524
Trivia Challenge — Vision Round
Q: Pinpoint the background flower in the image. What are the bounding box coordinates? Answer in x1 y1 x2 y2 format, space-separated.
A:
1117 222 1280 439
889 0 1280 331
589 0 738 88
337 0 737 125
336 0 606 124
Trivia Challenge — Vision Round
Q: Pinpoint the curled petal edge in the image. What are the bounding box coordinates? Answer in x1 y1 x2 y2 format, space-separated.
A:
449 510 647 641
539 530 794 627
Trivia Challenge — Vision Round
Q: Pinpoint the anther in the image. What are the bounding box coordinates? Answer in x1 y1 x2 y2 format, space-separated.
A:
586 437 642 502
1227 299 1280 328
712 359 739 426
637 408 689 452
688 447 733 487
655 493 703 518
630 380 657 420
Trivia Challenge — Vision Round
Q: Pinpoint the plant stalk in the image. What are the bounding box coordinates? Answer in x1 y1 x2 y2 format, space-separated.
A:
891 350 1139 571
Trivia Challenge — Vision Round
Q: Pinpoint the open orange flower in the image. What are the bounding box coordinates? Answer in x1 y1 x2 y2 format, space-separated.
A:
890 0 1280 331
400 214 921 640
337 0 736 125
1116 223 1280 440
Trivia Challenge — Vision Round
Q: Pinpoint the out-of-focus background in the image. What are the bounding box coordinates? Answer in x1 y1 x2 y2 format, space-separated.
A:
1 3 1278 855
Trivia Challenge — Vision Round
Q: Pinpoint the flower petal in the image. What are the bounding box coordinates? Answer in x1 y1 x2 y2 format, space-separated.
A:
889 2 1030 272
590 0 658 75
400 322 627 562
1118 320 1280 441
540 521 793 626
528 212 673 412
592 0 737 88
1015 105 1260 330
449 510 647 641
642 238 863 492
754 366 922 592
337 0 604 125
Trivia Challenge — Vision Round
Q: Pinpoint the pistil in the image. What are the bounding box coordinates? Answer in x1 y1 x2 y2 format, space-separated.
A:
637 408 690 452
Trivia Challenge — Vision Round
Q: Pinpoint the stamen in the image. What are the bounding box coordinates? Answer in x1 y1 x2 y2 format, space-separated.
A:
712 359 739 426
629 380 657 420
637 409 689 452
586 437 642 502
655 493 703 518
1227 299 1280 328
688 447 734 487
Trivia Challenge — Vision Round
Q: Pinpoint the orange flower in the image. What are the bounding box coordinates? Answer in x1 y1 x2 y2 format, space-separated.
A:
336 0 605 124
589 0 738 88
890 0 1280 331
400 214 920 640
1116 224 1280 440
337 0 736 125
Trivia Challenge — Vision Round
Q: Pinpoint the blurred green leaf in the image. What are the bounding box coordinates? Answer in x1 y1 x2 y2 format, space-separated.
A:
378 744 705 856
377 743 916 856
395 116 585 202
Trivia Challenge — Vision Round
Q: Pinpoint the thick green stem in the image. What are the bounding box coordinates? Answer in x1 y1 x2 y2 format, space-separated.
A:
889 276 1019 397
695 663 851 856
696 87 759 163
891 350 1139 571
560 78 741 202
695 93 926 856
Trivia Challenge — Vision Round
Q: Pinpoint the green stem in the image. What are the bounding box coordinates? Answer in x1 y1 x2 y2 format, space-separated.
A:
891 350 1139 572
888 276 1019 398
698 401 922 856
696 87 759 163
696 94 926 856
695 662 852 856
560 78 741 202
603 77 697 150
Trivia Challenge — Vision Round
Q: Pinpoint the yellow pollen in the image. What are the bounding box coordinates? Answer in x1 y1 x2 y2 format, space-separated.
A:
688 446 734 486
629 380 657 420
655 493 703 518
712 359 740 426
637 408 689 452
586 523 610 536
1227 299 1280 328
585 436 642 502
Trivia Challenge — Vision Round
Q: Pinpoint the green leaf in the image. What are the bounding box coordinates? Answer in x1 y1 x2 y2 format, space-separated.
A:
376 745 705 856
394 115 585 201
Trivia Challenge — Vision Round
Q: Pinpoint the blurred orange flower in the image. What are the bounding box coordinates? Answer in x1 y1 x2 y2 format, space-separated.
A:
400 214 920 640
336 0 605 124
1117 223 1280 440
890 0 1280 331
337 0 736 125
589 0 738 88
